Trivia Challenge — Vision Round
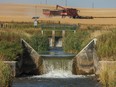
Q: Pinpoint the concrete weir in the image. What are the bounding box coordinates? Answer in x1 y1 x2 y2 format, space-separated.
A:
72 39 99 75
4 38 99 76
19 38 99 75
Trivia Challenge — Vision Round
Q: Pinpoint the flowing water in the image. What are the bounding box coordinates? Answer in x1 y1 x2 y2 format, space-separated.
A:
12 48 99 87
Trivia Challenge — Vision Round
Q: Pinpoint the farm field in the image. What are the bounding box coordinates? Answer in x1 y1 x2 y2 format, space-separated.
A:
0 3 116 87
0 3 116 24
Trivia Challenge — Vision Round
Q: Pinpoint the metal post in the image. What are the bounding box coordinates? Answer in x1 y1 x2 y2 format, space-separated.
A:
65 0 67 6
92 2 94 8
52 30 55 47
74 30 76 34
35 5 37 16
45 0 47 4
62 30 65 38
41 30 44 35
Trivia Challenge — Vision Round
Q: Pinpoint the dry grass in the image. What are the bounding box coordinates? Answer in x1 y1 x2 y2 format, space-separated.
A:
99 61 116 87
78 8 116 17
0 28 41 38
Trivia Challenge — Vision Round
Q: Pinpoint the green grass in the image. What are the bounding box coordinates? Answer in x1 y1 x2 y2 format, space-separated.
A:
29 34 49 53
0 28 43 61
0 30 23 61
0 41 22 61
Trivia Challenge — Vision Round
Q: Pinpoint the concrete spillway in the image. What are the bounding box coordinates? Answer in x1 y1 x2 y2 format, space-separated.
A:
42 57 73 78
12 38 100 87
17 38 98 76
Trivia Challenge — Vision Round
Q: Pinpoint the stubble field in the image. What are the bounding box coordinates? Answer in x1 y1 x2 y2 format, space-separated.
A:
0 3 116 25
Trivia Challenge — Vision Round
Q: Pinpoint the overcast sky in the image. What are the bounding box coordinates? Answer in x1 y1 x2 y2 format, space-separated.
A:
0 0 116 8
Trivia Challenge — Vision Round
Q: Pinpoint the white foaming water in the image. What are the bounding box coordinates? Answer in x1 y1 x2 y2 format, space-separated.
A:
30 70 95 79
42 57 72 74
34 70 73 78
30 57 94 79
31 71 88 78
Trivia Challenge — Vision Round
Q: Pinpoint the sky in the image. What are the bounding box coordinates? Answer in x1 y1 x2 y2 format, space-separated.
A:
0 0 116 8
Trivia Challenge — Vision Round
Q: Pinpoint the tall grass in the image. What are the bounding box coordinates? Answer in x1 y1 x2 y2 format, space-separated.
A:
96 29 116 60
99 63 116 87
0 30 24 61
29 34 49 53
0 60 12 87
0 28 41 61
0 41 22 61
63 30 91 53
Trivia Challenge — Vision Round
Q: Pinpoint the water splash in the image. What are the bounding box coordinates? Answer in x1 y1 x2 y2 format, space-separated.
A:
30 72 94 79
33 70 73 78
31 57 95 78
43 57 72 74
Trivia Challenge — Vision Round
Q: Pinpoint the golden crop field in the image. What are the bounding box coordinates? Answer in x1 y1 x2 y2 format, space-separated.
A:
0 3 116 24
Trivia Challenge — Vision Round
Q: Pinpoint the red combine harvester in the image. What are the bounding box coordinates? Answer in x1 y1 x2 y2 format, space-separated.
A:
43 9 61 17
43 5 93 19
56 5 79 18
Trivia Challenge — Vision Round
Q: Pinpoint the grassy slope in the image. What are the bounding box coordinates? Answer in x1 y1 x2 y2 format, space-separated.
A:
0 28 41 61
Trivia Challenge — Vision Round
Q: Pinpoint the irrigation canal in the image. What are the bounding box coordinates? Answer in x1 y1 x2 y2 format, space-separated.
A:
12 47 100 87
13 76 99 87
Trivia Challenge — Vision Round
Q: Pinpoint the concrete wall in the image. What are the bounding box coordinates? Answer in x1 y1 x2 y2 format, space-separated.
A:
4 38 100 76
